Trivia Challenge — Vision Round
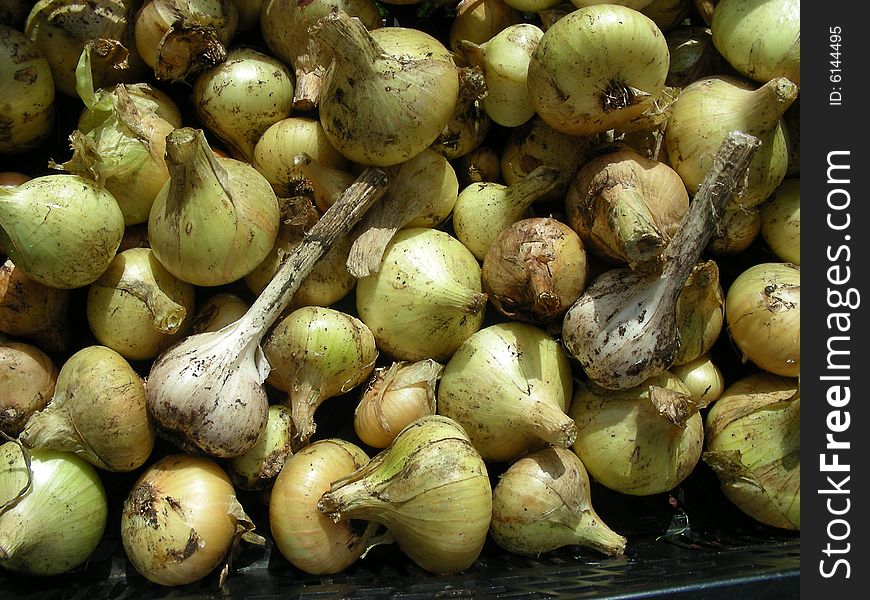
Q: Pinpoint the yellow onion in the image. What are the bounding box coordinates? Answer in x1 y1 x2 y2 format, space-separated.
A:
0 259 71 352
0 442 108 576
21 345 155 472
457 145 502 186
86 248 196 361
527 4 669 136
761 178 800 265
438 322 575 462
190 292 249 334
448 0 523 53
490 446 626 557
670 353 724 406
673 260 723 366
355 227 487 362
430 66 491 160
664 25 722 88
227 404 293 490
726 262 800 377
641 0 690 31
569 373 704 495
704 372 799 529
708 206 762 255
0 343 57 437
121 454 263 586
354 359 442 449
269 438 382 574
318 415 492 575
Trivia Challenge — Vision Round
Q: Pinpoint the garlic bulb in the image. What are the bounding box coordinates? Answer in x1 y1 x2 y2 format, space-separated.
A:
569 373 704 495
565 145 689 271
0 174 125 289
134 0 239 82
21 345 155 472
0 443 107 576
562 132 760 390
670 353 724 406
356 227 487 362
761 178 800 265
347 148 458 278
711 0 800 85
666 76 798 208
490 446 626 557
527 4 670 136
86 248 196 361
704 372 799 529
148 127 280 287
260 0 382 111
0 24 55 154
263 306 378 448
708 206 762 255
25 0 145 96
193 47 295 163
482 217 589 324
318 415 492 575
457 23 543 128
438 322 575 462
453 165 560 261
354 359 443 449
314 9 459 166
672 260 724 366
0 259 71 352
227 404 293 490
725 262 800 377
448 0 523 53
0 343 57 437
270 438 383 574
121 454 262 586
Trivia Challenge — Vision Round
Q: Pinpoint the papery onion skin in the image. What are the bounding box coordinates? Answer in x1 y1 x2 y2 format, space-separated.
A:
356 227 487 362
725 262 800 377
121 454 259 586
437 321 575 462
526 4 669 136
269 438 379 574
0 443 108 576
0 342 57 437
569 373 704 496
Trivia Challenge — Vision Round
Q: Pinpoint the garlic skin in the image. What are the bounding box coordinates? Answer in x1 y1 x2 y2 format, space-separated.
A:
437 322 575 462
666 76 798 208
318 415 492 575
193 47 295 164
490 446 626 557
565 145 689 271
86 248 196 361
354 359 443 448
0 24 55 154
704 373 800 530
0 343 57 437
761 178 800 265
356 228 487 362
527 4 670 136
21 345 156 472
569 373 704 496
269 438 382 574
227 404 293 490
711 0 800 86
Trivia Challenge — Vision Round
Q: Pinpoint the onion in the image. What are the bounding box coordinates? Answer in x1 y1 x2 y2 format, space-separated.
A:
430 66 492 160
490 446 626 557
0 174 125 289
148 128 280 287
482 217 589 324
262 306 378 448
0 24 55 155
0 342 57 437
704 372 799 530
86 247 196 360
457 145 502 186
672 260 724 366
448 0 523 53
0 258 72 352
641 0 690 31
190 292 249 334
708 206 762 255
664 26 722 88
355 227 487 362
725 262 800 377
437 321 575 462
526 4 670 136
21 345 155 472
761 178 800 265
227 404 293 490
314 9 459 166
569 372 704 495
193 47 295 164
121 454 263 586
318 415 492 575
269 438 383 574
670 353 724 405
260 0 382 111
0 441 108 575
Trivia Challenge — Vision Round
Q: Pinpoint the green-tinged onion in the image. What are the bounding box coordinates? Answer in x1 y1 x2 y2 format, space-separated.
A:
228 404 294 490
761 178 800 265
